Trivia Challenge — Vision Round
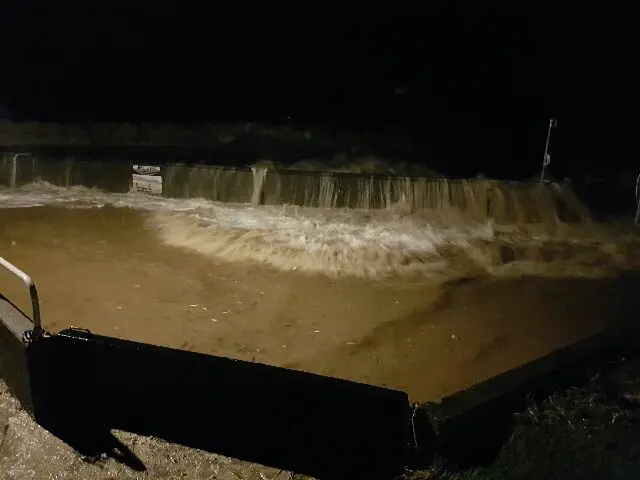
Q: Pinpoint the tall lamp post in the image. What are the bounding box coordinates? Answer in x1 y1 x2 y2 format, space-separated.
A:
540 118 557 183
635 173 640 226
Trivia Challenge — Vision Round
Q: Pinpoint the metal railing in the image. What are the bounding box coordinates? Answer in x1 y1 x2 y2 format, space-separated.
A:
0 256 42 331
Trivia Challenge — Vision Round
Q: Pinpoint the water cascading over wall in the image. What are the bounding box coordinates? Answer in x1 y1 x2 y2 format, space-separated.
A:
161 164 592 226
0 154 37 188
0 153 133 193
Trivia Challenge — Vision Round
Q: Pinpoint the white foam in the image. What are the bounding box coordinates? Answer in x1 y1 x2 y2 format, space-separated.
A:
159 204 498 278
1 182 637 279
0 182 205 211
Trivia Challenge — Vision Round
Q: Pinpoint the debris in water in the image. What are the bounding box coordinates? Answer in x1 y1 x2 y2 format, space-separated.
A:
450 334 458 340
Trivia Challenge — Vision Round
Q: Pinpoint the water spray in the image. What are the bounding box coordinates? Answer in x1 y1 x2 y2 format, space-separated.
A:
539 118 557 183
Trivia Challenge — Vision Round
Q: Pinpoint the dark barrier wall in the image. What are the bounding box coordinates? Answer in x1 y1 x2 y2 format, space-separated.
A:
0 153 132 193
18 328 412 479
0 295 36 413
416 319 640 467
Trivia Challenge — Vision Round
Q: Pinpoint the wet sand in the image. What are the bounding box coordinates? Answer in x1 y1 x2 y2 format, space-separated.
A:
2 206 638 402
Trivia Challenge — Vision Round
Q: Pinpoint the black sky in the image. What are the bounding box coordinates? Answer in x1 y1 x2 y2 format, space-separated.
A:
0 2 638 176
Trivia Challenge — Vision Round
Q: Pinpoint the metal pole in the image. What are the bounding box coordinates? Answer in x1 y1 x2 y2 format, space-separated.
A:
10 154 17 189
540 118 556 183
635 173 640 226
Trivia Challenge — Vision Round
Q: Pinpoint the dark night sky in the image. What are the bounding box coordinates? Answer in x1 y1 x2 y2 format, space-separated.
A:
0 2 639 177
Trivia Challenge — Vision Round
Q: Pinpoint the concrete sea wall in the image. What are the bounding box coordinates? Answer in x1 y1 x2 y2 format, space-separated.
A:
1 154 616 225
161 164 591 225
0 153 132 193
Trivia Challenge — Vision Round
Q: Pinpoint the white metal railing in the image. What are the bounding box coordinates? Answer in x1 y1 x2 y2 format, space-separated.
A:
0 257 42 331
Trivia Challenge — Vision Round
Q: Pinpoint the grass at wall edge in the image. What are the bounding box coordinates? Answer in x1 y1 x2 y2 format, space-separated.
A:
402 371 640 480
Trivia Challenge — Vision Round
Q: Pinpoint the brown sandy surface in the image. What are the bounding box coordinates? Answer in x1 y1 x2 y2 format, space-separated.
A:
2 206 639 403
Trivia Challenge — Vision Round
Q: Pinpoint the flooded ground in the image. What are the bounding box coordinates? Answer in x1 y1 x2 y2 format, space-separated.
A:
2 182 640 478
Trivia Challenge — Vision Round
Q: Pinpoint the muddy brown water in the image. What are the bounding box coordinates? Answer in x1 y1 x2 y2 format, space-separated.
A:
2 204 640 479
2 206 639 403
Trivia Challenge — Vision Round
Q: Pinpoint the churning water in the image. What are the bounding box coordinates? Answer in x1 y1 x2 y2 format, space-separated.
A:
1 181 638 280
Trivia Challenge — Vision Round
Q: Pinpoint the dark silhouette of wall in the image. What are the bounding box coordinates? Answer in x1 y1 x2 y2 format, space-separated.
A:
2 319 411 479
